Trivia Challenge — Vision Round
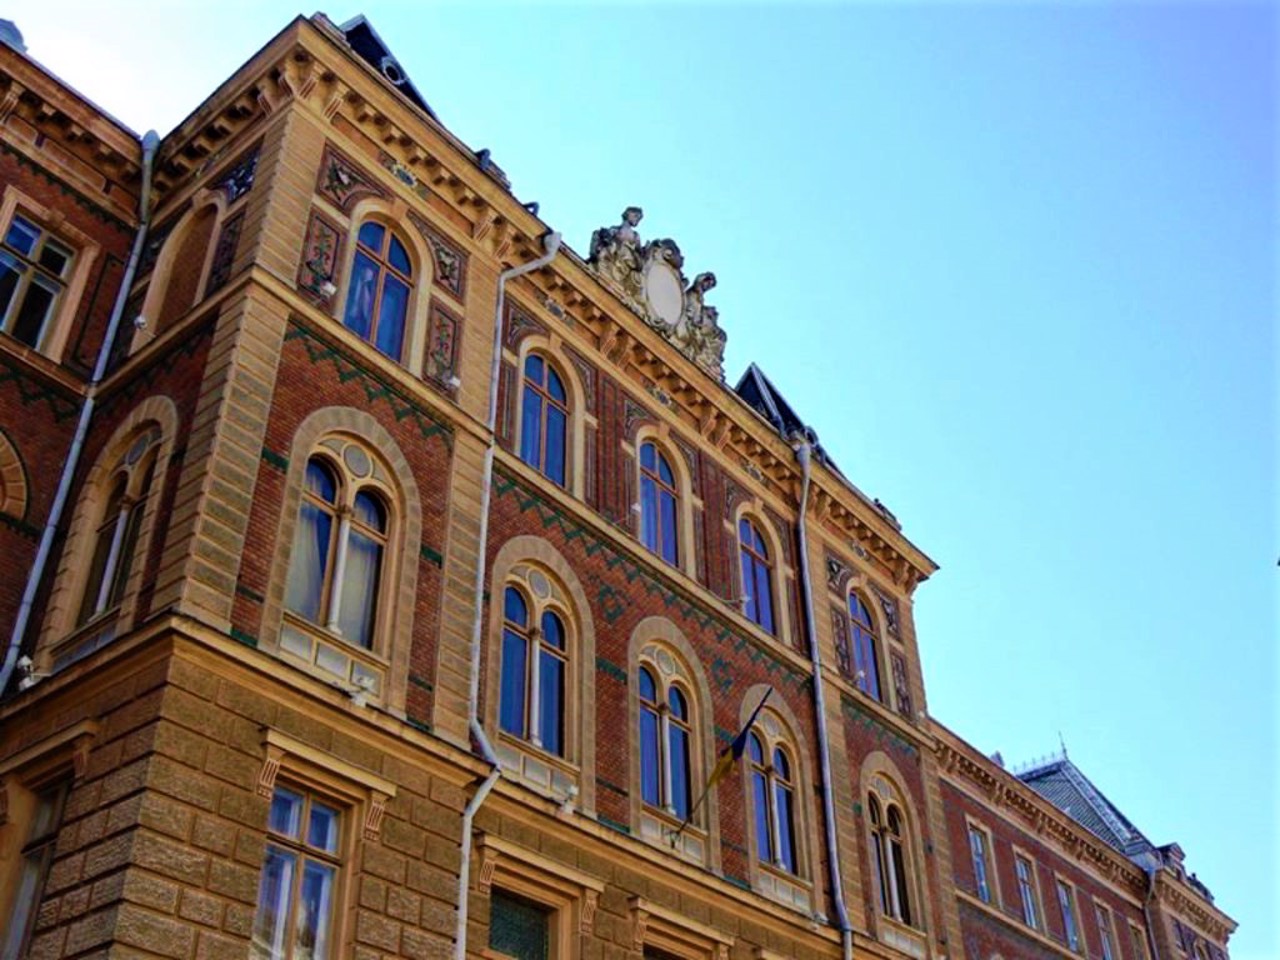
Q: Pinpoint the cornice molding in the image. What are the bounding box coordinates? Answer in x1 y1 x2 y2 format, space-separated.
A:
1155 873 1236 942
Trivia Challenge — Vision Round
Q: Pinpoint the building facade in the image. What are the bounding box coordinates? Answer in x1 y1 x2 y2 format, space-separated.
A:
0 14 1235 960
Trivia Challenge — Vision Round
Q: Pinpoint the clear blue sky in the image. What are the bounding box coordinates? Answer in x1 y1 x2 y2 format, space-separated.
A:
15 2 1274 956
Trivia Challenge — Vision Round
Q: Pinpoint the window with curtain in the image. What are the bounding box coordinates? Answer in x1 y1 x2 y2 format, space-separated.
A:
868 779 915 926
748 725 799 875
284 449 389 652
639 441 679 566
638 665 693 821
1015 854 1041 928
499 583 568 757
77 427 160 627
342 221 412 360
848 593 882 700
518 353 569 487
738 517 776 634
968 823 993 903
252 785 342 960
0 212 74 353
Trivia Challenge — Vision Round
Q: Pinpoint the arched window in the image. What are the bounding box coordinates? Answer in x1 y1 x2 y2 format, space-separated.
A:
499 582 568 757
343 221 413 360
748 728 799 875
638 666 693 821
639 441 679 566
849 593 882 700
738 517 775 634
868 779 915 926
77 427 160 626
284 447 389 652
519 353 568 486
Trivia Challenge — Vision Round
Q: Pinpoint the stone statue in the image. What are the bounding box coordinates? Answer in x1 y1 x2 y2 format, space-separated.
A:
674 273 726 376
588 207 646 306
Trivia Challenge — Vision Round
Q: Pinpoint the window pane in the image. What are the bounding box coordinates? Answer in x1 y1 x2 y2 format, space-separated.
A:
489 891 549 960
772 748 790 780
752 771 772 862
519 387 543 468
499 629 528 737
544 406 566 487
670 726 691 819
286 502 332 622
253 846 297 960
337 531 381 648
352 491 386 533
503 587 527 627
748 732 764 764
538 649 564 755
740 551 758 624
343 252 380 340
667 686 687 721
375 275 408 358
297 860 335 960
39 241 71 276
269 788 304 837
640 441 655 471
357 221 385 251
11 277 55 348
308 803 340 853
659 491 678 565
639 706 660 807
546 367 566 403
387 235 411 275
657 453 674 486
639 477 658 551
523 353 544 383
305 460 337 502
5 217 39 255
891 838 912 924
638 666 656 702
871 832 890 915
0 253 22 322
775 783 796 873
755 561 775 634
106 501 145 611
540 611 564 650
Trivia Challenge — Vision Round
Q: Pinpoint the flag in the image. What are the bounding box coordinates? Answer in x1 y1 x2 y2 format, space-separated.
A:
706 687 773 790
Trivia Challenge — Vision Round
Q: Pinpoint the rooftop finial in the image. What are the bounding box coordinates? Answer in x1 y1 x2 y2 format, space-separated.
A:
1058 730 1069 759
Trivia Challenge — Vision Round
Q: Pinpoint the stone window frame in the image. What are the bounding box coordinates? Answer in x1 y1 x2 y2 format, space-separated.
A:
628 425 700 580
476 834 604 960
846 588 887 703
0 184 100 363
628 896 734 960
859 751 932 953
728 500 796 648
737 684 819 914
1054 874 1085 954
261 407 422 714
331 197 434 379
37 396 179 671
0 428 28 522
0 720 98 955
484 536 597 815
1128 920 1151 960
1093 899 1120 960
964 815 1000 907
625 618 721 871
1011 844 1046 931
254 728 397 960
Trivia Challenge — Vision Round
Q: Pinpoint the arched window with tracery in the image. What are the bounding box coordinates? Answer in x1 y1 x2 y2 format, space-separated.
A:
638 666 693 821
748 726 799 876
867 777 916 927
343 220 413 360
282 439 394 698
499 578 568 757
639 441 679 566
738 517 775 634
849 593 882 700
519 353 568 487
78 426 160 627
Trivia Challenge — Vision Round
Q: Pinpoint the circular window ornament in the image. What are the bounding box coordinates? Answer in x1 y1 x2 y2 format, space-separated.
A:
380 56 405 86
343 444 372 478
528 569 552 600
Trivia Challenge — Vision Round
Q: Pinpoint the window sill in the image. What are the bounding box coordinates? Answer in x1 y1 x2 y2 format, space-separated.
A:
50 614 121 672
279 616 388 701
637 806 709 865
754 862 813 914
877 915 927 960
495 732 579 799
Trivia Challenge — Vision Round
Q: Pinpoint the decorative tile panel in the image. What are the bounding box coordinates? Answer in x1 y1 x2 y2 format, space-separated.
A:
204 209 244 296
316 143 388 212
891 650 913 719
407 210 468 301
212 142 260 204
296 209 345 310
424 300 463 386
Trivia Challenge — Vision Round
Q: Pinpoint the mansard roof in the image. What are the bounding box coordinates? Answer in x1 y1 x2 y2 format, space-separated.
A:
337 15 437 120
1018 755 1155 858
734 363 842 475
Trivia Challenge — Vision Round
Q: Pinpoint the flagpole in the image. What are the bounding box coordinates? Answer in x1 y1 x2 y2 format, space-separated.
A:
668 687 773 845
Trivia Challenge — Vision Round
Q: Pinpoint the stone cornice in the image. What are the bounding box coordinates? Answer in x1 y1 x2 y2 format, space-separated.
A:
933 724 1149 900
0 45 141 220
1154 872 1236 943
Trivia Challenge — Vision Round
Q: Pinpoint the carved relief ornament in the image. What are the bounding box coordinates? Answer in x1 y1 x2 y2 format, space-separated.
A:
587 207 727 379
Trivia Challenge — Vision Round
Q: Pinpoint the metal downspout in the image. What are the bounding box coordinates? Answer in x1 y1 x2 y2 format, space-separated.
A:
1143 866 1166 960
0 129 160 697
793 438 855 960
454 232 561 960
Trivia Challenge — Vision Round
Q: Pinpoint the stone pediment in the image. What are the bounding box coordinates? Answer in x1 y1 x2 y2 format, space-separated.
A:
587 207 726 379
